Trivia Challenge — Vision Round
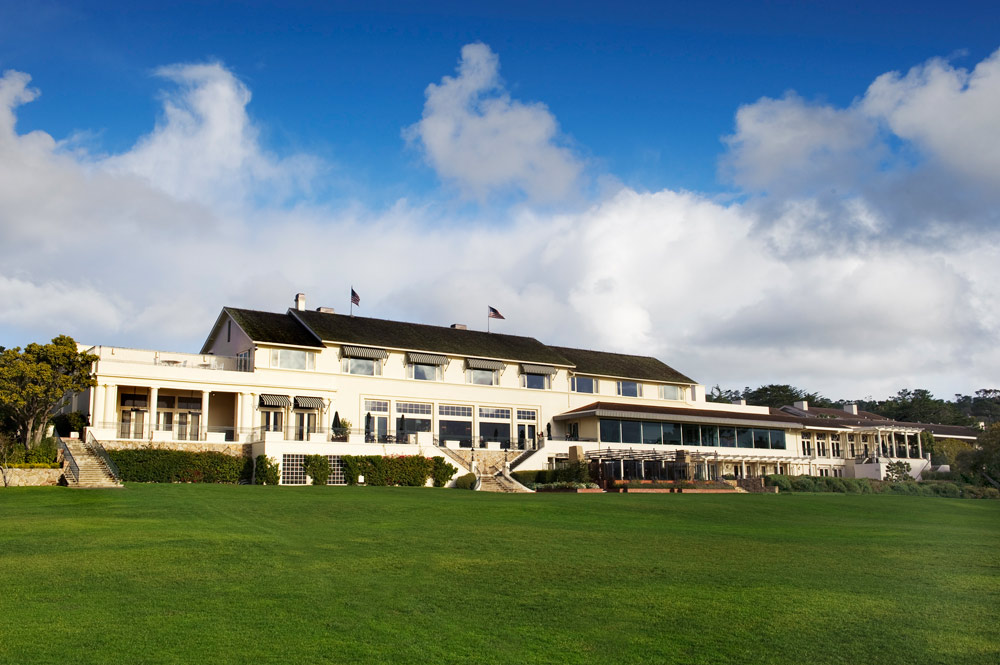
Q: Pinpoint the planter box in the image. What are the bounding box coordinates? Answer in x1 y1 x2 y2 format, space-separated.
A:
679 489 738 494
534 488 604 493
625 488 676 493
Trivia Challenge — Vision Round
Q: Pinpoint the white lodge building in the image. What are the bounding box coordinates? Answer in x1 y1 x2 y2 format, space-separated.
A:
74 294 946 485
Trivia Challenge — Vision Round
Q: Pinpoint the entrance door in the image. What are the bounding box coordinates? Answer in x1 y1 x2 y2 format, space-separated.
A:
295 412 316 441
517 424 536 449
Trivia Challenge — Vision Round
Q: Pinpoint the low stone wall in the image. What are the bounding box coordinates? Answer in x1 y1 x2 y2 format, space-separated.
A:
101 440 250 457
2 468 63 487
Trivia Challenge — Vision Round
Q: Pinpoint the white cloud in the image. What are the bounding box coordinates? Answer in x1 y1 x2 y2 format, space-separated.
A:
101 62 321 210
404 43 583 203
1 51 999 401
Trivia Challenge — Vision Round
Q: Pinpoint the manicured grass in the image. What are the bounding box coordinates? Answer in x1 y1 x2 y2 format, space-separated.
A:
1 486 997 664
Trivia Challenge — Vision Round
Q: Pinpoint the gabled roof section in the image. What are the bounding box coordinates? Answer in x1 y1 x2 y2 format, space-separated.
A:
292 310 573 365
201 308 324 353
548 345 696 384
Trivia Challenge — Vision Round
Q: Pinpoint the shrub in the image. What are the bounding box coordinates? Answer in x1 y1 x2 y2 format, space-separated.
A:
302 455 330 485
254 455 280 485
930 482 962 498
554 462 590 484
511 470 540 487
431 456 457 487
790 476 817 492
109 447 252 483
453 473 477 490
340 455 439 486
765 474 792 492
826 478 848 493
854 478 873 494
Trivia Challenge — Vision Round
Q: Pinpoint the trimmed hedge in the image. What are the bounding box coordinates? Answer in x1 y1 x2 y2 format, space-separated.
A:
453 473 477 490
109 447 252 484
340 455 456 487
511 462 590 487
303 455 330 485
765 474 996 499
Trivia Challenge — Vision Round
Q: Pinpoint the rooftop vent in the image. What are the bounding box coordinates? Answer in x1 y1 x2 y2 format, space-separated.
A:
731 398 747 406
843 403 859 415
794 400 809 411
316 307 335 314
450 323 467 330
294 293 306 311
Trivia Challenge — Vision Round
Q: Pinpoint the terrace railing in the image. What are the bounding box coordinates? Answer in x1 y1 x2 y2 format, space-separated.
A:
85 430 121 482
58 439 80 485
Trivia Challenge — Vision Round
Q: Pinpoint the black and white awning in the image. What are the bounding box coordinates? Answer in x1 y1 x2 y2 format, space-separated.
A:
294 396 325 410
259 394 292 408
407 352 448 366
521 363 557 375
466 358 505 371
342 345 389 360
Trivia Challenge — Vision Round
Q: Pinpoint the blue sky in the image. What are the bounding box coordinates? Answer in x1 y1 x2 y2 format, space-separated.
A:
5 1 996 199
1 1 999 399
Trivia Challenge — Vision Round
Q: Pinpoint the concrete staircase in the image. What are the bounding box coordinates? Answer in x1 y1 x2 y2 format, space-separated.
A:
477 473 528 493
62 438 122 488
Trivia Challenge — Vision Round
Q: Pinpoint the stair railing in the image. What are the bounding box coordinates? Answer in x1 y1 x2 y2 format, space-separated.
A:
85 430 121 482
59 439 80 485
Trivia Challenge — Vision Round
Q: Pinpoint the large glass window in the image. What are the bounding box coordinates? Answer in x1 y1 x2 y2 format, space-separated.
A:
439 420 472 445
620 420 642 444
701 426 720 447
440 405 473 418
261 410 283 432
572 376 597 393
479 422 511 444
271 348 315 370
683 424 700 446
642 422 662 444
397 417 431 434
719 427 737 447
466 368 497 385
659 422 680 445
364 399 389 413
397 402 432 415
753 429 770 449
600 419 621 443
479 407 511 419
617 381 641 397
343 357 381 376
769 429 787 450
737 427 753 448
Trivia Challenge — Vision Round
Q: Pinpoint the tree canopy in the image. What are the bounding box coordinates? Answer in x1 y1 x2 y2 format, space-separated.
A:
707 384 834 409
0 335 97 448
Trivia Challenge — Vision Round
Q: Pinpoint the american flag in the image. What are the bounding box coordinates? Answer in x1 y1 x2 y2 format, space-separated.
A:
488 306 505 320
351 288 360 306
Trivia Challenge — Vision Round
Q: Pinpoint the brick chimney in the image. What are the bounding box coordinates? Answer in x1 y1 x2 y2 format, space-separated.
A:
294 293 306 311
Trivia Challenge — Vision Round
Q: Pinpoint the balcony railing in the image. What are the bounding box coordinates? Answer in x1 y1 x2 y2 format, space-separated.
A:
90 346 251 372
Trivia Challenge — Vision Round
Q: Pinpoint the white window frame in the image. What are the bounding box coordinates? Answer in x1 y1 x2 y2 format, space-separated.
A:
342 357 382 376
617 380 642 397
570 375 598 394
466 368 498 386
407 363 442 381
658 384 683 400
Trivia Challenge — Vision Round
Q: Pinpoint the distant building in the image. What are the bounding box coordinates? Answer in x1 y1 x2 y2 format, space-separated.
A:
69 293 978 485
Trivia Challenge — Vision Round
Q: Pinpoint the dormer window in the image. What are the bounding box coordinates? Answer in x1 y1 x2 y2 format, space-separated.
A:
406 352 446 381
341 345 388 376
571 376 597 393
270 348 316 370
521 364 556 390
658 384 683 400
466 358 504 386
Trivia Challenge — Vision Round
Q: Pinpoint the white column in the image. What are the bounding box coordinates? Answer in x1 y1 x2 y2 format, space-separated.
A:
93 385 106 428
201 390 210 439
235 393 243 434
149 387 159 437
104 385 117 426
243 393 254 438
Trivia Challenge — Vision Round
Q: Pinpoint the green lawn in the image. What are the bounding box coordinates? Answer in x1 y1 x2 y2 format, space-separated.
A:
1 486 997 665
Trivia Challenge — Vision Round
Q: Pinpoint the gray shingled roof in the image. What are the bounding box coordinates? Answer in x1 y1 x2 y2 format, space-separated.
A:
225 308 324 348
293 310 573 365
548 345 695 384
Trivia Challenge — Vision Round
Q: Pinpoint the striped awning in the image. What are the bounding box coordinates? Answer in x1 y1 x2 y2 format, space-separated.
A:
407 352 447 366
294 396 325 410
466 358 505 371
342 345 388 360
521 363 557 375
259 394 292 408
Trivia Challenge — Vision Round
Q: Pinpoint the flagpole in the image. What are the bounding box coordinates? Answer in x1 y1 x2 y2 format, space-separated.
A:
350 286 353 317
487 306 490 333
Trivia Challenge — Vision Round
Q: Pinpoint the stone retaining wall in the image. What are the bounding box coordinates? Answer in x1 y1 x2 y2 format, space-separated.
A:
2 468 63 487
101 440 250 457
